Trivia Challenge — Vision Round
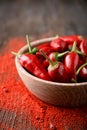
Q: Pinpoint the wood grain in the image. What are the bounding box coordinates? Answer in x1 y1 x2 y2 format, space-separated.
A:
0 0 87 46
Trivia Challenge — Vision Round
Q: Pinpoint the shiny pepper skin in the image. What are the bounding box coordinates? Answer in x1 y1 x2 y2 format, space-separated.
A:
78 66 87 81
36 51 45 64
79 66 87 81
50 38 67 52
60 35 83 44
37 43 54 55
37 42 50 49
48 52 57 61
42 59 49 69
48 62 68 83
20 53 51 81
39 46 54 55
79 39 87 55
76 62 87 82
60 35 83 50
64 52 79 82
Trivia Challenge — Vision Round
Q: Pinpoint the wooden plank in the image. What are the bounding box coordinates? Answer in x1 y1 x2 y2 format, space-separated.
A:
0 0 87 46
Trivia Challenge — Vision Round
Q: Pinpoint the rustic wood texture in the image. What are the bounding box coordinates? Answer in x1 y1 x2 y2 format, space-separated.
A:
0 0 87 46
0 0 87 130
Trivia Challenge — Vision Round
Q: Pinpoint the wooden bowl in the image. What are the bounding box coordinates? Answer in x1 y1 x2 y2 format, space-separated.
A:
15 37 87 107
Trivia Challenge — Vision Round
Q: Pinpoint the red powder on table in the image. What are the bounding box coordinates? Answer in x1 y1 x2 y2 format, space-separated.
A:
0 37 87 130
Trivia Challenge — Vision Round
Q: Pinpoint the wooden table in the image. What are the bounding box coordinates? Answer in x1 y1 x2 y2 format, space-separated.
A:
0 0 87 45
0 0 87 130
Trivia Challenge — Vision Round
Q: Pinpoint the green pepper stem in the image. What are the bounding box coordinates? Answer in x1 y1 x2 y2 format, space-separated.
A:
11 51 21 58
71 78 77 83
26 34 32 53
26 34 38 54
40 50 56 66
71 41 77 52
76 50 86 56
69 41 86 56
55 51 69 60
55 34 59 38
76 62 87 75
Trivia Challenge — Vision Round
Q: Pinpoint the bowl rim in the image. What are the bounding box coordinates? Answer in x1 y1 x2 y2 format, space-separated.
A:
15 36 87 87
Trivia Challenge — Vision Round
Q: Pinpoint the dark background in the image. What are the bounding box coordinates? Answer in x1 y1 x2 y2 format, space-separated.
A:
0 0 87 46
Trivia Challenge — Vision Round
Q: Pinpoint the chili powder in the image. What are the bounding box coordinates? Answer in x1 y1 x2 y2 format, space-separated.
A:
0 37 87 130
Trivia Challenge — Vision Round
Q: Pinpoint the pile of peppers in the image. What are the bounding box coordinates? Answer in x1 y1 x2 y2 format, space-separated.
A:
15 35 87 83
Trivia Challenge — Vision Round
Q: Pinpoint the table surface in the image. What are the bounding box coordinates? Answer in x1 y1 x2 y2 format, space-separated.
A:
0 1 87 130
0 0 87 46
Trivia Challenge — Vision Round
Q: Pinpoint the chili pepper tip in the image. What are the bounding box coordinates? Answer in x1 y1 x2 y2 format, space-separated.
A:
11 51 21 58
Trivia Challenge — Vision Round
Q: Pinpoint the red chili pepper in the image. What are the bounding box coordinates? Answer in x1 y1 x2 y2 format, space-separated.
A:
48 61 68 82
60 35 83 50
60 35 83 44
79 39 87 55
26 35 38 54
19 53 51 81
37 42 50 49
48 52 57 61
79 66 87 81
39 46 54 55
78 57 87 68
76 62 87 82
36 51 45 64
64 41 79 82
42 59 49 69
64 52 79 82
12 35 51 81
37 42 54 56
50 38 67 52
40 50 68 83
